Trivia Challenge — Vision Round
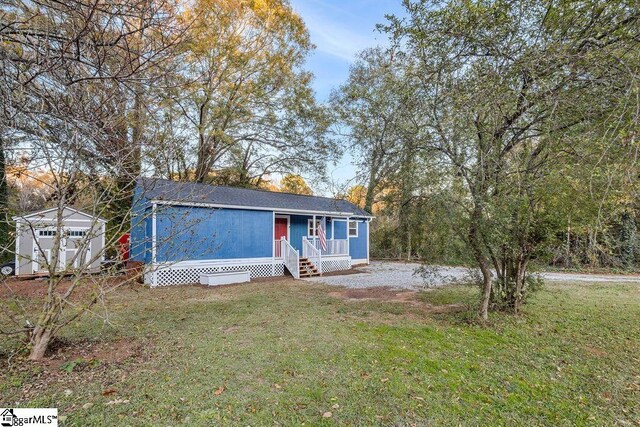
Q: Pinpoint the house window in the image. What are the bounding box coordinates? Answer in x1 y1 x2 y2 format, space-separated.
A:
307 219 320 237
348 220 358 237
38 230 57 237
69 230 87 237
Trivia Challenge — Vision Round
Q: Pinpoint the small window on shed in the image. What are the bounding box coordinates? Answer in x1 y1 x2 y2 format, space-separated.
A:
69 230 87 237
38 230 57 237
348 220 358 237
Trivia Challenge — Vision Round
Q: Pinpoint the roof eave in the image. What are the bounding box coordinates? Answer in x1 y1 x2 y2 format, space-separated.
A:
150 199 373 218
12 207 108 222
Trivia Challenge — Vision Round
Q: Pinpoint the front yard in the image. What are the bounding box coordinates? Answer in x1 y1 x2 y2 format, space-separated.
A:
1 278 639 426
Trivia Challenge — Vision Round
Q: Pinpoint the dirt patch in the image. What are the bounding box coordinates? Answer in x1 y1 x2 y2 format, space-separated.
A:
42 337 144 371
328 287 467 314
0 274 139 300
329 287 417 302
2 337 151 402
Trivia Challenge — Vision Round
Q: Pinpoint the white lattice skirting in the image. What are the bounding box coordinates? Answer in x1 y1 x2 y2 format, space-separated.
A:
321 256 351 273
145 256 353 286
147 258 285 286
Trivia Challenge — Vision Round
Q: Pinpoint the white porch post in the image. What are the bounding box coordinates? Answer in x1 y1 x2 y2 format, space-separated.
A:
366 219 370 264
331 218 334 242
319 216 323 275
271 212 275 275
312 214 316 246
346 216 350 258
151 203 157 286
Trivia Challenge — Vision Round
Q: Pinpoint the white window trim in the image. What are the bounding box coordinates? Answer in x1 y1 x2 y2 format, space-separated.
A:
348 220 359 238
307 219 320 237
274 214 291 240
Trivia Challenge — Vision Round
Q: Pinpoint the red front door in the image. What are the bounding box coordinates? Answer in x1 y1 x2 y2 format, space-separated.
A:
274 217 288 241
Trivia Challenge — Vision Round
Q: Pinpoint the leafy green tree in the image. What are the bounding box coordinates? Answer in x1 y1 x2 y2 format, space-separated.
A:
173 0 335 185
280 174 313 195
384 0 640 318
330 48 416 214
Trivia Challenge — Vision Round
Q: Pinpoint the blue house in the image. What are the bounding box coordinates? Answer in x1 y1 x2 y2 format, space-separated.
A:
130 178 373 286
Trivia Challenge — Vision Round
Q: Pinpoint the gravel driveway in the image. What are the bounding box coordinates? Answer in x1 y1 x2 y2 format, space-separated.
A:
303 262 470 290
302 261 640 290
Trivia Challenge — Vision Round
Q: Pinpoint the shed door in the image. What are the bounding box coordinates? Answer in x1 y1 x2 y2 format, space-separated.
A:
65 230 90 269
33 230 65 273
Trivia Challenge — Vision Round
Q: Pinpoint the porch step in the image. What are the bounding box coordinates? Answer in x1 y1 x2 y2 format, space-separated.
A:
299 257 320 277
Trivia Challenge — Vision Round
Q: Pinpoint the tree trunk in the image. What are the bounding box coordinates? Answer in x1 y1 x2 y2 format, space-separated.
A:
29 325 53 360
195 133 209 183
364 153 380 213
478 265 492 321
469 201 492 320
0 134 8 260
513 258 526 314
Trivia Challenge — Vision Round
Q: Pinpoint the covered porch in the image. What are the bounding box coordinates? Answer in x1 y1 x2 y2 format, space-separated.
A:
272 213 351 258
272 212 352 278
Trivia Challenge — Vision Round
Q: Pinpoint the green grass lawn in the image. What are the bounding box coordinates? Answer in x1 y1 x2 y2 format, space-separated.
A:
1 279 639 426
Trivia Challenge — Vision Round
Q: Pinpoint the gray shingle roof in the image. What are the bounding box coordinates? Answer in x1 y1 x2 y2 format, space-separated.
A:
138 178 372 217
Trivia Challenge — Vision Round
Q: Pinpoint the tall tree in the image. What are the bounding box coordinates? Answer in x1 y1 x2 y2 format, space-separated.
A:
384 0 640 318
330 48 414 213
0 0 187 359
172 0 335 185
332 48 431 257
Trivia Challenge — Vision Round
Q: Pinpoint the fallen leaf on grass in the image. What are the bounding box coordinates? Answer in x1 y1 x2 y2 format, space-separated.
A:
214 386 225 396
322 412 332 418
102 388 117 396
274 384 281 389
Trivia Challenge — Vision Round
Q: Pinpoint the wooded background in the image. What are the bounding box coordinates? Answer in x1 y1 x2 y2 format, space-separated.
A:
1 0 639 319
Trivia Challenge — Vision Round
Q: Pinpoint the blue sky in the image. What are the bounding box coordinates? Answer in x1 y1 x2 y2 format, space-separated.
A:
288 0 406 190
290 0 404 101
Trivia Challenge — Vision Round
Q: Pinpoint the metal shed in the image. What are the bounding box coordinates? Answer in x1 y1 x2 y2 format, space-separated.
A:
13 207 107 276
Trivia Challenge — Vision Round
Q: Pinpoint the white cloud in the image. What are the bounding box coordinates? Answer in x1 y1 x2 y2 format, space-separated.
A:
308 20 378 61
291 0 384 62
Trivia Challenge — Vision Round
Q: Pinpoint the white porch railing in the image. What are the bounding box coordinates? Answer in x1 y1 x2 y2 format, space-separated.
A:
274 239 282 258
302 237 322 274
281 237 299 279
309 238 348 256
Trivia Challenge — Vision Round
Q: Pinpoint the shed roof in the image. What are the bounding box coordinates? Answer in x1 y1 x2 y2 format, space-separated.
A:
138 178 373 217
13 206 108 222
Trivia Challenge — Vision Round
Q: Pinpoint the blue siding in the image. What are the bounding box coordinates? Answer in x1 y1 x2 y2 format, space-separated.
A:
333 220 347 239
154 206 273 262
128 179 370 265
348 220 368 260
288 215 308 253
130 186 150 262
289 215 339 252
144 211 153 263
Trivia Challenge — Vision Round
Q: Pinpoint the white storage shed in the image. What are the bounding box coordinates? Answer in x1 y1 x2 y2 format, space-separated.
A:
13 207 107 276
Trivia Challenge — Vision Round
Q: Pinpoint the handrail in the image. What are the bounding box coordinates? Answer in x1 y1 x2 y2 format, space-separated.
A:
281 238 299 279
310 238 348 256
302 237 322 275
